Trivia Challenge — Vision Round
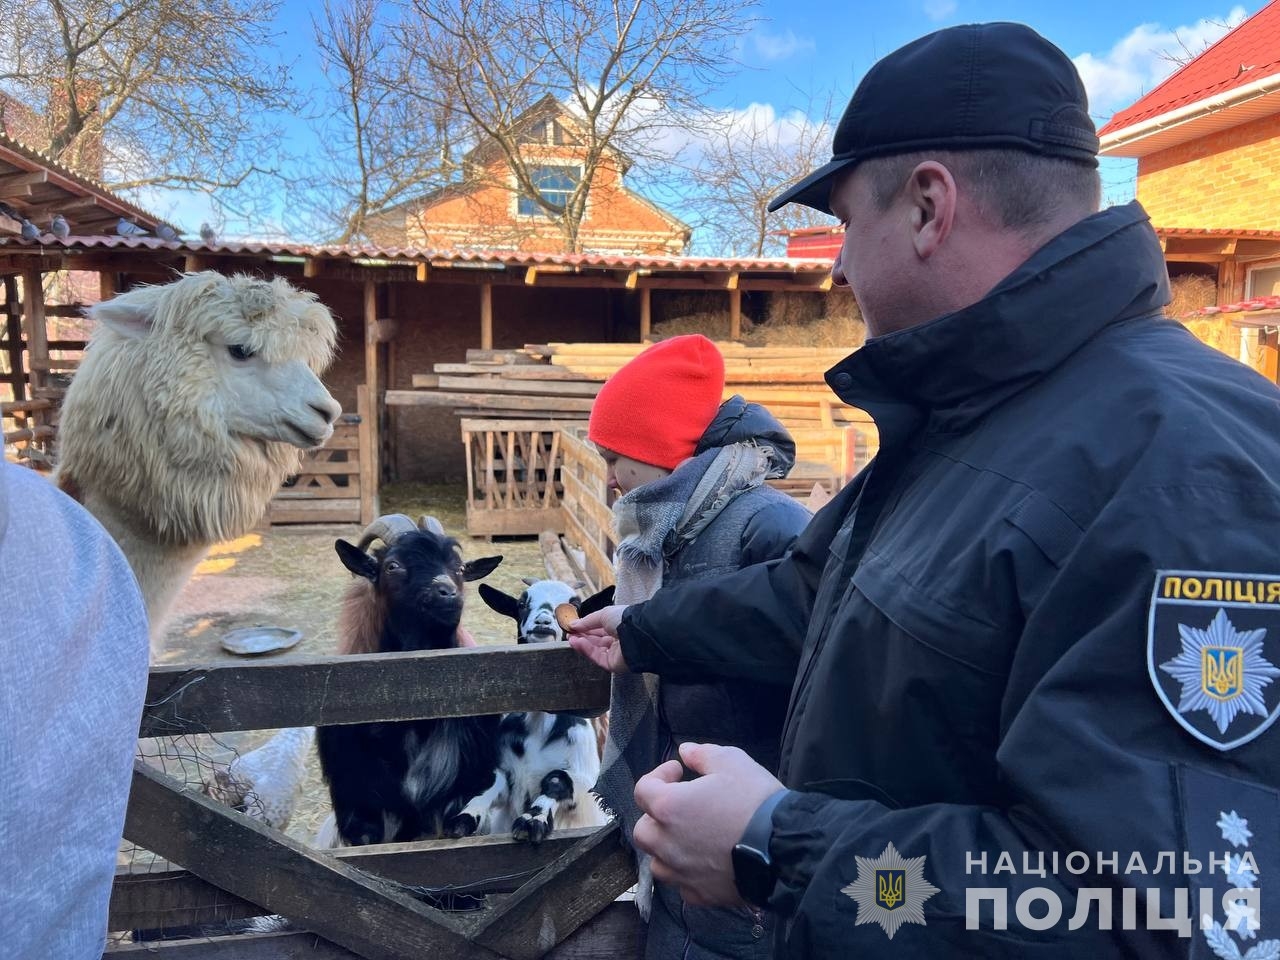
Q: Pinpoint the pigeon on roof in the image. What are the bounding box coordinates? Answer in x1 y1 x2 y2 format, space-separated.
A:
20 220 39 241
0 200 21 222
200 222 217 243
116 217 148 237
155 223 179 241
49 214 70 238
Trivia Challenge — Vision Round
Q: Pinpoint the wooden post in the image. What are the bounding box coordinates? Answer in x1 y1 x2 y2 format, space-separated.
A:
728 288 741 341
639 287 651 341
480 283 493 350
357 383 378 524
21 269 49 451
364 281 381 493
99 270 119 302
2 277 23 405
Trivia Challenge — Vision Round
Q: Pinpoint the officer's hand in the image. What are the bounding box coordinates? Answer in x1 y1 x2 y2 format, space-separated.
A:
567 604 630 673
632 742 785 908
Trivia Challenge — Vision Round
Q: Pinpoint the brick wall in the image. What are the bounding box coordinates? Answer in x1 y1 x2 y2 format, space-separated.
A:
1137 113 1280 229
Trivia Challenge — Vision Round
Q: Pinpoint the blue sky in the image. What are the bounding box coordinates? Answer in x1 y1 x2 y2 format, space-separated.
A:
156 1 1261 243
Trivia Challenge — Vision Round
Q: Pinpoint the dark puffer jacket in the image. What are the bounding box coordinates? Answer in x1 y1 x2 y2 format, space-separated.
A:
646 396 811 960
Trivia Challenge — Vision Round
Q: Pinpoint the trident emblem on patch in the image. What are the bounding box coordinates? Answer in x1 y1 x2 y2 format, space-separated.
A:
1148 571 1280 751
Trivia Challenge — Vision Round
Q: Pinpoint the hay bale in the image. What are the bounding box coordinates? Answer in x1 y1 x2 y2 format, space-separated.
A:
1168 274 1217 319
650 288 865 350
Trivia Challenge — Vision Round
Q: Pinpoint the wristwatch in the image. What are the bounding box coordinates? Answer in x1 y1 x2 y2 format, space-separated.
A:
732 789 789 907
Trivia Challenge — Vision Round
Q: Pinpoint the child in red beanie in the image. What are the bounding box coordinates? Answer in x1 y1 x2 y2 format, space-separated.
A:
588 335 810 960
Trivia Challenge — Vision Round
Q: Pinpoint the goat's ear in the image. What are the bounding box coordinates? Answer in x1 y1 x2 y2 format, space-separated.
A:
462 555 503 582
85 285 165 340
477 583 520 619
335 539 378 581
576 585 616 618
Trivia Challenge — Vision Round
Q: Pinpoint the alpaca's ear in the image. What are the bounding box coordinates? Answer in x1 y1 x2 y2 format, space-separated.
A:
85 285 165 339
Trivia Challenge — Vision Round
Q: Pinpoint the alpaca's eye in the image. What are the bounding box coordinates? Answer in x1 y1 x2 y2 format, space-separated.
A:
227 344 254 361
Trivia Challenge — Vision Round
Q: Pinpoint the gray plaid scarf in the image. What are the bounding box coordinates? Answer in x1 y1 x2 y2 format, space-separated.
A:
595 441 773 917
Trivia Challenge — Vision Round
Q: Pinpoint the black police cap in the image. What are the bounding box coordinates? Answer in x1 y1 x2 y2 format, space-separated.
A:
769 22 1099 216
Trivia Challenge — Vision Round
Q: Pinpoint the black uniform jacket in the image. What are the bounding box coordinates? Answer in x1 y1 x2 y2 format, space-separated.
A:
619 202 1280 958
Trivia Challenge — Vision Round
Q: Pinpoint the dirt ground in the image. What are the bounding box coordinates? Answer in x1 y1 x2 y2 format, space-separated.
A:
152 481 550 847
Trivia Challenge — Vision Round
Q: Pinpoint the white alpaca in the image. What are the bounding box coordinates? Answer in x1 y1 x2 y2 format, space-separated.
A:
53 271 340 656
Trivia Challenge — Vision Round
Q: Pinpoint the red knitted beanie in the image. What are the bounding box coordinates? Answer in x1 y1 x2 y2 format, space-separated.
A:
588 335 726 470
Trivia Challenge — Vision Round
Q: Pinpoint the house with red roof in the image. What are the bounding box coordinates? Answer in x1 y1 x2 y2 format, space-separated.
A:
1099 0 1280 379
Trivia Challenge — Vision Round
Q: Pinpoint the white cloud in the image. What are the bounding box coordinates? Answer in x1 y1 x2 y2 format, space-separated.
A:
1074 6 1249 119
751 28 816 62
923 0 957 23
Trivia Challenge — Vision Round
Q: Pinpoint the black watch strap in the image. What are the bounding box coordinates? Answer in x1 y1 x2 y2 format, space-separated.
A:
732 788 789 906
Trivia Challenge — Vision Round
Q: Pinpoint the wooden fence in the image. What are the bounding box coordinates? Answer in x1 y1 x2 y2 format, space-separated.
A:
107 644 637 959
392 343 877 537
268 385 376 526
557 425 617 593
462 418 564 536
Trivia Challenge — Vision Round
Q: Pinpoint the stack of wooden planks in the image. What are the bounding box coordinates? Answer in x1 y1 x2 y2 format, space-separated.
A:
388 342 880 536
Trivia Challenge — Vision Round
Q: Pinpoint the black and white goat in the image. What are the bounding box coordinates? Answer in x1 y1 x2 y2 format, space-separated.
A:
315 514 503 847
446 580 614 843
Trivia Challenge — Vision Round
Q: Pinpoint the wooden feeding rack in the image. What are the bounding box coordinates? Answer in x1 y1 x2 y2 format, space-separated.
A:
389 341 879 537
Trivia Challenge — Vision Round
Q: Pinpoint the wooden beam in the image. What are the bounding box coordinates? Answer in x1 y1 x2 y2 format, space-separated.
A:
471 822 637 960
624 270 639 290
363 279 381 496
639 287 651 340
103 902 642 958
725 271 739 291
304 258 323 278
480 283 493 349
525 266 538 285
139 643 610 736
2 277 23 405
357 383 377 524
122 762 497 960
0 170 48 195
21 268 48 407
1165 253 1228 263
110 826 605 931
729 288 741 341
19 194 101 221
416 262 430 283
385 390 595 413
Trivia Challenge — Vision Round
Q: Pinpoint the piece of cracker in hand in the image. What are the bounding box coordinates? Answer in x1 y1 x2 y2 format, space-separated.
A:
555 603 578 633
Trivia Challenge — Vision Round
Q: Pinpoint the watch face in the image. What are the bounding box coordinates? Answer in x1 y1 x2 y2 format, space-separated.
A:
732 843 773 907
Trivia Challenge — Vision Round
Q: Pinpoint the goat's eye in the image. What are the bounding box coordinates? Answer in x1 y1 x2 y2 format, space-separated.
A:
227 344 255 361
384 560 401 572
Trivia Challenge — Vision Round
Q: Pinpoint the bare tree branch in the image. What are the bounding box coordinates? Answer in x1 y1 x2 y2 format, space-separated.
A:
0 0 296 216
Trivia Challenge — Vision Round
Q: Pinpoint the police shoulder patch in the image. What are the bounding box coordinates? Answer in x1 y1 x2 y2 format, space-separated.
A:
1148 571 1280 751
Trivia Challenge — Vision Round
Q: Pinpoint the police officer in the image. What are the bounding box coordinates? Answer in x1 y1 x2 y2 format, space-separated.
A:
569 21 1280 959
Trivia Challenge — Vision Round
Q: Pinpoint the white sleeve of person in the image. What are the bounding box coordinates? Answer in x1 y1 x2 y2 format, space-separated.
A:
0 462 149 959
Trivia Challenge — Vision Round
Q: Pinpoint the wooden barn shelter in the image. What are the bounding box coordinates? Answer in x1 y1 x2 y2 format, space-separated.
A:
1 228 846 527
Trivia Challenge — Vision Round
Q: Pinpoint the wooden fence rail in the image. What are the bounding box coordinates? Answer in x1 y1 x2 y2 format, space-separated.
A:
110 645 632 960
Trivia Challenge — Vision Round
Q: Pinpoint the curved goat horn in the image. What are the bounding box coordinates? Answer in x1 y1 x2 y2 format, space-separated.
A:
418 515 445 536
356 513 419 552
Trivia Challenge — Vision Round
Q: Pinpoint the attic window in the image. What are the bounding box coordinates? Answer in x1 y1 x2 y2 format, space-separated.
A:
518 164 579 217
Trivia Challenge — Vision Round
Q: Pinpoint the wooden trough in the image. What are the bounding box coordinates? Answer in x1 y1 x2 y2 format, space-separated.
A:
107 645 638 959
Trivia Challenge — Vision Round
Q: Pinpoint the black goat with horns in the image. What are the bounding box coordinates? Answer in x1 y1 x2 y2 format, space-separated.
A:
316 513 503 846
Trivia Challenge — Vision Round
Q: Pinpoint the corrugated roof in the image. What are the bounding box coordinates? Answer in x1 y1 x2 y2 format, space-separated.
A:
1156 226 1280 239
0 131 172 234
0 232 830 274
1099 2 1280 136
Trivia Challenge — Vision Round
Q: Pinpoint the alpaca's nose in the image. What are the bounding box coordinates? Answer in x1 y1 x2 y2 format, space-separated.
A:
311 396 341 424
